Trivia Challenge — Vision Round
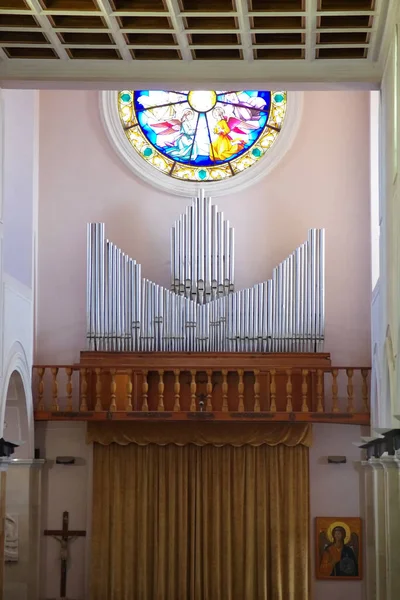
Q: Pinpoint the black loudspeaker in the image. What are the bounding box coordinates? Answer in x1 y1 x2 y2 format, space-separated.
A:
327 456 347 464
56 456 76 465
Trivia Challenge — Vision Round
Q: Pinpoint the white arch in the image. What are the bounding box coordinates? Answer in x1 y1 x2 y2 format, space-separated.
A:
0 341 34 458
100 90 304 197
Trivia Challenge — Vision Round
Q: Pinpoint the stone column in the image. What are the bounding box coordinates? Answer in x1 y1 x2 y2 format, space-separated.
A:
0 458 10 600
381 454 400 600
3 459 45 600
362 460 377 600
369 458 387 600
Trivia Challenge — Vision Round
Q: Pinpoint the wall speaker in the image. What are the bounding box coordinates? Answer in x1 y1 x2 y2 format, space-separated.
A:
55 456 76 465
327 456 347 464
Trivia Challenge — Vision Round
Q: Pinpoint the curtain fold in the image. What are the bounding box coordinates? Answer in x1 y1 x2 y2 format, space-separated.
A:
87 421 312 447
90 440 310 600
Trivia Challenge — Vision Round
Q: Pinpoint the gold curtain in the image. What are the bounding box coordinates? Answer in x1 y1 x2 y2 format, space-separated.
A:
90 429 310 600
87 421 312 447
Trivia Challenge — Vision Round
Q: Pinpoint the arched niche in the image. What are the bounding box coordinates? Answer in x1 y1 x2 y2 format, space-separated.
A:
0 343 34 459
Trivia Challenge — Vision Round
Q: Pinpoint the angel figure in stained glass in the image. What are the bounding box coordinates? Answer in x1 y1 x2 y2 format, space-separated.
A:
221 91 267 129
210 107 246 161
163 109 198 161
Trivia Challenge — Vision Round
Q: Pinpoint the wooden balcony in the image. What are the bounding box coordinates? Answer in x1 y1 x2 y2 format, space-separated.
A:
32 352 370 424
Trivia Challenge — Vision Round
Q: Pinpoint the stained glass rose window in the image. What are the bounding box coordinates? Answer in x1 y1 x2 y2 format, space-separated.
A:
117 90 287 183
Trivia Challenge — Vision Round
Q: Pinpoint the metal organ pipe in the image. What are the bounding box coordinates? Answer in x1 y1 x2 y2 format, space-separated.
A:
86 196 325 353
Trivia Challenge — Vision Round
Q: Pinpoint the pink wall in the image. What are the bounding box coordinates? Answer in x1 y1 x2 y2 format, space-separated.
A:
36 91 370 599
310 424 365 600
37 89 371 366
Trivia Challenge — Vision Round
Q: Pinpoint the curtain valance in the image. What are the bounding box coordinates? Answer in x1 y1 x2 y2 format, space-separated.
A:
87 421 312 447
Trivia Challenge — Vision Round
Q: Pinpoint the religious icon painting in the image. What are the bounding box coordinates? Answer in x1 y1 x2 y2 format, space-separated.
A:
117 90 287 182
315 517 362 580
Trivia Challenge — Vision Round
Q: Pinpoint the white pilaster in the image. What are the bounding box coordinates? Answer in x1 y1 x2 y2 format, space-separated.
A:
362 460 377 600
370 458 387 600
4 459 45 600
381 455 400 599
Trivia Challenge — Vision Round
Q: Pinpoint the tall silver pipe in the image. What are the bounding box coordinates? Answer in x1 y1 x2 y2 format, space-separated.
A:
93 224 100 350
266 280 272 351
288 254 293 346
318 229 325 350
314 229 319 351
310 229 316 350
249 286 255 351
295 248 301 350
97 224 105 350
211 203 218 299
205 197 211 301
191 200 198 300
185 206 192 297
224 219 230 295
232 291 238 352
272 267 278 342
86 224 93 349
217 211 224 296
198 196 204 287
229 227 235 292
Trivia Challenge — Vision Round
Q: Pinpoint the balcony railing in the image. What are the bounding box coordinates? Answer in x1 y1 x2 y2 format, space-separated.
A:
32 352 370 424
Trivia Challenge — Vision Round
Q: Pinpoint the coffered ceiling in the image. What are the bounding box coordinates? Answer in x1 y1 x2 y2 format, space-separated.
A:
0 0 396 88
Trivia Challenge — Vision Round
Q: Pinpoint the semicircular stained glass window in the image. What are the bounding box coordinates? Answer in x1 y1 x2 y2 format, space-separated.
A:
118 90 287 183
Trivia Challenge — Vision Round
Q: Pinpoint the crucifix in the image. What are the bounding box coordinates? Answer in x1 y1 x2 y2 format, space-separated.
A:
44 511 86 598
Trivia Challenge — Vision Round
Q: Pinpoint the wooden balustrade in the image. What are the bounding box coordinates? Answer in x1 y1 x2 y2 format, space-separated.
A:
32 357 371 424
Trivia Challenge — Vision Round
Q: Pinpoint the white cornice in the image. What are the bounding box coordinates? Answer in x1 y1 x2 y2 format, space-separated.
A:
0 60 382 91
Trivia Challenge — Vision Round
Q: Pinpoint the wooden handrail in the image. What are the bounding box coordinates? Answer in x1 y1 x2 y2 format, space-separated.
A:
32 361 371 424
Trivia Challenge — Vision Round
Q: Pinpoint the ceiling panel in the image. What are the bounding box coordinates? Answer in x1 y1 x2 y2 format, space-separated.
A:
0 0 393 86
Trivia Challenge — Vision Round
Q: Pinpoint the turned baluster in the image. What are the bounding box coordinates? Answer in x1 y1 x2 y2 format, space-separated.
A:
95 368 102 412
316 369 324 413
361 369 369 413
346 368 355 414
301 369 309 412
174 369 181 412
173 370 181 411
222 370 229 412
80 368 88 411
158 370 165 411
331 369 339 413
269 369 277 412
51 367 59 412
110 369 117 412
37 367 45 410
206 370 213 411
141 370 149 411
238 370 245 412
126 369 133 411
253 370 260 412
285 369 293 412
190 370 197 412
66 367 73 412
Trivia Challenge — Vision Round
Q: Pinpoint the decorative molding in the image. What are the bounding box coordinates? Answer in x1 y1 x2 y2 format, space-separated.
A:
0 341 34 457
100 90 304 198
9 458 45 468
360 428 400 459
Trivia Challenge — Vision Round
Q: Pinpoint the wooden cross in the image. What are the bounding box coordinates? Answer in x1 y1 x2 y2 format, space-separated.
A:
44 511 86 598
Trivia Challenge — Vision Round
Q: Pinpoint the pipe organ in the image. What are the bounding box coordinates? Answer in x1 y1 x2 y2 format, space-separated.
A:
87 195 325 353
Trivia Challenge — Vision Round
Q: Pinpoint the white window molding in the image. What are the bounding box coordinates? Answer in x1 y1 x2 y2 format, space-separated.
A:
100 90 304 197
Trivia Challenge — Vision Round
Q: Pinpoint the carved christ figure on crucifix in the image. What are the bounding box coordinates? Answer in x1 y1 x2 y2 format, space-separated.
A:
44 511 86 598
52 535 70 562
